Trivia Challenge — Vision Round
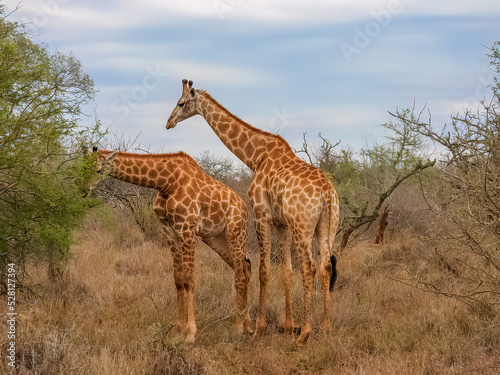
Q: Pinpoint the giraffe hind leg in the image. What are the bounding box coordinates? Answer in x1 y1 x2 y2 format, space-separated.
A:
204 233 252 334
293 232 315 346
253 217 272 339
276 224 295 335
316 213 337 332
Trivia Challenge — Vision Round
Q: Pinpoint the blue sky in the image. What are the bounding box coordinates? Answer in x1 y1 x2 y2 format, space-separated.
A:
4 0 500 162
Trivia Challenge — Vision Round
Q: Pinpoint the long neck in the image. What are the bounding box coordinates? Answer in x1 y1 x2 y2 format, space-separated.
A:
197 92 293 171
108 153 176 191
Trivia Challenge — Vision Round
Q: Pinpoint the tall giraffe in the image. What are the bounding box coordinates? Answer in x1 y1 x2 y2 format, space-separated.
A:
166 80 339 345
93 148 252 343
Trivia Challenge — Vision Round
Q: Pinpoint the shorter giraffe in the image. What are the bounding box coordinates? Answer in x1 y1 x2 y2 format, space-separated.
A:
93 148 252 343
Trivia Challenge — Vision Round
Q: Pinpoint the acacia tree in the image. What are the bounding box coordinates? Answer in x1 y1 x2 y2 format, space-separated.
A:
299 126 434 250
390 42 500 312
0 8 99 290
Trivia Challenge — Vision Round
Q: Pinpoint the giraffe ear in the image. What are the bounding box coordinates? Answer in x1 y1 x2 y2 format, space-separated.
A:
190 88 195 97
105 151 120 163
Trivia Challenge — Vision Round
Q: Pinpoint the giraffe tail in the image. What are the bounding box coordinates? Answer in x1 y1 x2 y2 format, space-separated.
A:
245 257 252 278
329 255 337 292
324 180 339 292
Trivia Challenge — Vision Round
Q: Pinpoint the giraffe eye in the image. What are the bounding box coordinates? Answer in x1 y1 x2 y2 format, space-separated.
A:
178 102 185 108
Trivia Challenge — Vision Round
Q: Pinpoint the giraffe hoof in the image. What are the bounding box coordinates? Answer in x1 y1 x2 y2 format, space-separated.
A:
176 323 186 333
236 325 253 335
253 326 266 339
185 333 196 344
253 316 266 339
244 317 253 334
296 334 309 346
284 318 295 334
322 321 332 332
243 323 254 335
296 324 311 346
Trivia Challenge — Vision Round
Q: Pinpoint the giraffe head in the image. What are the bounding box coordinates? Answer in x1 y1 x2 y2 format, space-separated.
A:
166 79 199 129
92 147 120 175
86 148 120 194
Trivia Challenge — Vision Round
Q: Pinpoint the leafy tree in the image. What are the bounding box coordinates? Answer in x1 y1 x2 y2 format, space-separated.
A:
0 8 100 290
390 42 500 312
299 127 434 250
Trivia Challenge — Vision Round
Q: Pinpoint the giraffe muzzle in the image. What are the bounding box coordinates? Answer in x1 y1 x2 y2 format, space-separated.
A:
166 120 177 130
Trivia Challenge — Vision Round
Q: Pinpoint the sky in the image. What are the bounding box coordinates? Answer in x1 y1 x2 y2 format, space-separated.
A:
4 0 500 163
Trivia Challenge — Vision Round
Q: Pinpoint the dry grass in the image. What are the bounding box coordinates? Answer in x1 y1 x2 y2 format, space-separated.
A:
1 208 499 374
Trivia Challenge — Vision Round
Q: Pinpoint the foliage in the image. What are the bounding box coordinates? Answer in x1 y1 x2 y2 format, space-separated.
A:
0 9 101 289
299 125 434 250
389 42 500 311
196 150 251 185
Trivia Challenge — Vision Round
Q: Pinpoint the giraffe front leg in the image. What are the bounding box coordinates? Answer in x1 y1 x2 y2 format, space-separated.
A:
173 256 187 333
162 224 187 333
178 230 197 344
184 252 196 343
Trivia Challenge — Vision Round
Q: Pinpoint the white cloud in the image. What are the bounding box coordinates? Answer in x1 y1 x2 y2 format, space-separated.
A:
162 61 276 88
4 0 499 157
8 0 499 40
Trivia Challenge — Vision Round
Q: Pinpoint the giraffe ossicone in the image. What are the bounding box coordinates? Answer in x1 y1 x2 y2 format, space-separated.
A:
93 149 253 343
166 79 340 345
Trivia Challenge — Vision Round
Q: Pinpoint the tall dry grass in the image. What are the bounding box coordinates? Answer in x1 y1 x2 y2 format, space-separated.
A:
1 207 499 374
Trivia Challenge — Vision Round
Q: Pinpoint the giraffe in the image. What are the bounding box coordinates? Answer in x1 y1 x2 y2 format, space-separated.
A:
165 79 339 345
93 148 252 343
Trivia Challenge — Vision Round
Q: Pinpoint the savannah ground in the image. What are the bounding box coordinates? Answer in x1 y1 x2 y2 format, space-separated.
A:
1 206 498 374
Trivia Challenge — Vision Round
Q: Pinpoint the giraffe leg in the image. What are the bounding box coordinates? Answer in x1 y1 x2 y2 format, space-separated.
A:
201 235 233 269
316 213 336 332
276 224 294 334
161 224 186 333
173 252 187 333
294 233 316 346
241 257 252 334
202 234 252 334
178 230 197 344
231 249 252 334
253 216 272 339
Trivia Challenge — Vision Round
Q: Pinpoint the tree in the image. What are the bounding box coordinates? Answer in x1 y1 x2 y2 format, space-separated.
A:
389 42 500 312
298 128 434 250
0 8 99 291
